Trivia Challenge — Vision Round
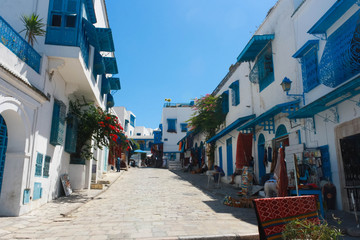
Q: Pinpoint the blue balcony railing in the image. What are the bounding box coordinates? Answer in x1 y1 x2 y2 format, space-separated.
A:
0 16 41 73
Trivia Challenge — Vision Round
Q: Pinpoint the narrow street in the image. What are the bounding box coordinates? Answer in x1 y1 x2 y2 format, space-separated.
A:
0 168 258 239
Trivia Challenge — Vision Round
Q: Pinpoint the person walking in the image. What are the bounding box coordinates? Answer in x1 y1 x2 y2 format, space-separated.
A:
116 157 121 172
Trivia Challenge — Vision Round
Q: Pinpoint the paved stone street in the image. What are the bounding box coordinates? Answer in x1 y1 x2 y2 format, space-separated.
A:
0 168 258 239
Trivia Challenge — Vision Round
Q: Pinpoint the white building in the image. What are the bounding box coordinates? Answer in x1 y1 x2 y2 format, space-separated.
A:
161 102 194 161
0 0 120 216
113 106 136 137
209 0 360 212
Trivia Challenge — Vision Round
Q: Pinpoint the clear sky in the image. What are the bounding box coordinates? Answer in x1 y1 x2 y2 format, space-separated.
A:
107 0 278 129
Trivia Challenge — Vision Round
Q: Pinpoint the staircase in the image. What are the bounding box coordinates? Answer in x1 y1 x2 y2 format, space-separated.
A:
168 161 182 171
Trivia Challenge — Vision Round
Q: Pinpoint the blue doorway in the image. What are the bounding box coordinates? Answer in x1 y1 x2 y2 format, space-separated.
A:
226 138 233 176
258 134 266 183
0 115 8 195
218 146 223 169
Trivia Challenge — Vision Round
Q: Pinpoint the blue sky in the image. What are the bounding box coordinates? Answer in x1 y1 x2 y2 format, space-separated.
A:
107 0 278 129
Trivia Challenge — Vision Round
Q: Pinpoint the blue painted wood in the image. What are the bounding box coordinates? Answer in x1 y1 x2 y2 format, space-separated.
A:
35 153 43 177
221 91 229 114
237 34 275 62
319 145 332 182
0 16 41 73
167 119 176 133
43 156 51 178
0 115 8 195
230 80 240 106
301 46 320 93
130 115 136 127
23 189 30 204
33 182 42 200
226 138 233 176
275 124 288 138
258 134 266 183
50 100 66 146
218 146 223 169
65 115 78 153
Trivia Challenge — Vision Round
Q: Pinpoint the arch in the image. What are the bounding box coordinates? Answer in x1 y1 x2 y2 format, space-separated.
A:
275 124 288 138
258 133 265 145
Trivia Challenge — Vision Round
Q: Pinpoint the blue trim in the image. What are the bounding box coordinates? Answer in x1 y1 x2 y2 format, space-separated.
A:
237 34 275 62
106 93 114 108
292 40 319 58
130 114 135 127
0 115 7 195
23 189 30 204
206 114 255 143
308 0 358 34
33 182 42 200
35 153 43 177
82 18 99 49
96 28 115 52
275 124 288 138
237 100 300 134
289 75 360 119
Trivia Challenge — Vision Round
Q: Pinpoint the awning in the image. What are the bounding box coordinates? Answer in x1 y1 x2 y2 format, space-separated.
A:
206 114 255 143
237 34 275 62
103 57 118 74
108 77 121 90
289 75 360 119
96 28 115 52
292 40 319 58
177 131 194 145
101 77 111 95
237 100 300 134
82 18 99 49
308 0 358 34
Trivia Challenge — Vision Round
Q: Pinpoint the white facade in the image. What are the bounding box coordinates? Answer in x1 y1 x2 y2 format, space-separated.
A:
0 0 117 216
209 0 360 211
113 106 136 137
161 102 194 161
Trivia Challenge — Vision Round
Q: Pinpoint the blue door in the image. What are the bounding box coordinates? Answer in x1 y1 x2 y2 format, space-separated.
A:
226 138 233 176
0 115 8 195
218 146 223 169
258 134 266 183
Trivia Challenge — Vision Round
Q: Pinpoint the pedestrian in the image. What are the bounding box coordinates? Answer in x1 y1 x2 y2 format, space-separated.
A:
229 167 242 184
116 157 121 172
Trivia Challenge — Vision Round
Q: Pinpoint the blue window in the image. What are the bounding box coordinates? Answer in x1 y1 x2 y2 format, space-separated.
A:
221 91 229 114
50 99 66 146
45 0 80 46
229 80 240 106
130 115 135 127
180 123 188 132
35 153 43 177
167 119 177 133
23 189 30 204
301 46 319 93
124 120 129 132
249 44 274 92
65 115 78 153
43 156 51 178
33 182 42 200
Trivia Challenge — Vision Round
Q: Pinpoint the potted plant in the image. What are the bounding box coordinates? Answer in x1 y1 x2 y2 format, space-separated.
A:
20 13 46 47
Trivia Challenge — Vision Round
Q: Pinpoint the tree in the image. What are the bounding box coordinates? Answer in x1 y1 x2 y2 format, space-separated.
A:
187 94 226 168
20 13 46 47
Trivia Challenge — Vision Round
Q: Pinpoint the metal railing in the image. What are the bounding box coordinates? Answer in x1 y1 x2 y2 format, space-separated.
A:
0 16 41 73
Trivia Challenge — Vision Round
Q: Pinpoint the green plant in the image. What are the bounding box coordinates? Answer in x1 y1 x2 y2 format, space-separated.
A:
282 219 342 240
187 94 226 168
20 13 46 46
68 99 126 161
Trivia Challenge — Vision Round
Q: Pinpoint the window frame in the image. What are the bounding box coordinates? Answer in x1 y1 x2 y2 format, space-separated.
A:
167 119 177 133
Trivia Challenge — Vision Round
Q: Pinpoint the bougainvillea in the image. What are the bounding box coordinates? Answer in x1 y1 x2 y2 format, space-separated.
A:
68 99 127 161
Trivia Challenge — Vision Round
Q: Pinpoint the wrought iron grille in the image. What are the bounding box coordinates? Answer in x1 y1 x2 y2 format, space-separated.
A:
0 16 41 73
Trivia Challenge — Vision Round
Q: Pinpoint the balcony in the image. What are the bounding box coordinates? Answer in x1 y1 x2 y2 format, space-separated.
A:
0 16 41 73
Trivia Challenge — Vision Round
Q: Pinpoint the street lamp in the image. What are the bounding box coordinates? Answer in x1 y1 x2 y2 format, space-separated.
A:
280 77 305 105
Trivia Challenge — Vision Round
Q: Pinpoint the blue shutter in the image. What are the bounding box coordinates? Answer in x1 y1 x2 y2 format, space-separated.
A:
23 189 30 204
229 80 240 106
50 100 66 146
222 91 229 114
33 182 42 200
43 156 51 178
167 119 177 133
35 153 43 177
65 115 78 153
301 46 319 93
180 123 188 132
130 115 135 127
319 145 332 182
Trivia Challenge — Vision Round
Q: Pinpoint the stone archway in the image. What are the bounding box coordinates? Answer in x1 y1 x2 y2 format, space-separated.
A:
0 99 31 216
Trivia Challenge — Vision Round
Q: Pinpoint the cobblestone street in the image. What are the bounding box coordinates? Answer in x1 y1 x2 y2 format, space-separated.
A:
0 168 258 239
